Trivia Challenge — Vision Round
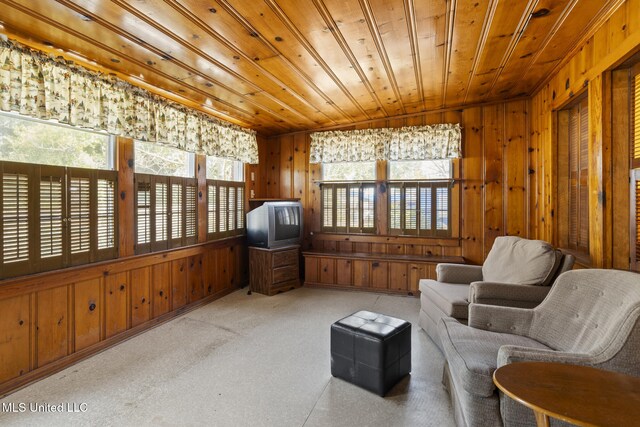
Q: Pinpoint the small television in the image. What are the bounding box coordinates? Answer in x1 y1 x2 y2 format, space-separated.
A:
246 201 303 248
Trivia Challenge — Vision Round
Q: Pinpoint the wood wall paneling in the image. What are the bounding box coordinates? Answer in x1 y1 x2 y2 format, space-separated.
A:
130 267 151 328
36 286 69 367
73 278 102 351
0 295 30 383
151 263 171 318
171 259 188 310
117 137 135 257
104 272 128 339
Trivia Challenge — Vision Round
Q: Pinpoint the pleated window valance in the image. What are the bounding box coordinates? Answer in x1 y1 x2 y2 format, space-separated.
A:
0 39 258 164
309 123 461 164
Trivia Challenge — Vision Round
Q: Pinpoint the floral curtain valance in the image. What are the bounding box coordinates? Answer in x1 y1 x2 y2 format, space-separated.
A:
309 123 461 164
0 39 258 164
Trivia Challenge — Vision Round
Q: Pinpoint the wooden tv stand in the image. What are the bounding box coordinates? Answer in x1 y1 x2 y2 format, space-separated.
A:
249 245 301 296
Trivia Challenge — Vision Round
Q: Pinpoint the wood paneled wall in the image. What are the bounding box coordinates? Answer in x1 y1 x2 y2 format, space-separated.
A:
529 0 640 268
0 239 246 397
256 101 530 266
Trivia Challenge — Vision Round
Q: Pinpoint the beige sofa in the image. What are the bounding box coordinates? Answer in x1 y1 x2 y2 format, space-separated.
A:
418 236 574 351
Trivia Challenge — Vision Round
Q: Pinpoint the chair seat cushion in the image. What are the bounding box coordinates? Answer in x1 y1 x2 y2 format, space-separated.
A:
419 279 469 319
482 236 561 286
438 318 551 397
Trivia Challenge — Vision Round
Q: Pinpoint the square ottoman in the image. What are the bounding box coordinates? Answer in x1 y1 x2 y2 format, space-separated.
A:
330 310 411 396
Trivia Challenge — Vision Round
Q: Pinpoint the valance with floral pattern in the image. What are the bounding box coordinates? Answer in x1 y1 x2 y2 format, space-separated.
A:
0 39 258 164
309 123 461 163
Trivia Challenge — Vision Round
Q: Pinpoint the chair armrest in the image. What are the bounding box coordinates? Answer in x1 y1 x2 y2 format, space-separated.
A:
468 304 534 336
469 282 551 306
436 263 483 284
497 346 592 368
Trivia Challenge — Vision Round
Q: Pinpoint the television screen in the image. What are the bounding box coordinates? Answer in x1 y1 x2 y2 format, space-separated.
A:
274 206 300 240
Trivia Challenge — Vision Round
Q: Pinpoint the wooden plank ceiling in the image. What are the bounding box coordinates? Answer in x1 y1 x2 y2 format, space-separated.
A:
0 0 619 135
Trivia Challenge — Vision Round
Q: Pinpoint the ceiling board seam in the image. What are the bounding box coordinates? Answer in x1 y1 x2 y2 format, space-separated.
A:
3 0 289 130
484 0 540 100
357 0 408 114
105 0 312 126
441 0 456 106
311 0 391 116
262 0 372 120
530 0 625 96
172 0 348 126
400 0 425 110
44 0 297 129
461 0 498 105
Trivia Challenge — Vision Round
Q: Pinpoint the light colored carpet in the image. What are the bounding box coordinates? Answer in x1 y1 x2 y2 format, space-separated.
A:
0 287 454 427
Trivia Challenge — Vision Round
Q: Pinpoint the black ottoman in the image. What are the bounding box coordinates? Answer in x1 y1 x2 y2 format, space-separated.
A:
330 310 411 396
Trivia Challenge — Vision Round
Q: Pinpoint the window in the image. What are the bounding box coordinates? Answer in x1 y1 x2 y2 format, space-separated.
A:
206 156 244 181
322 162 376 181
321 183 375 233
558 96 589 255
0 112 115 170
0 115 117 279
134 141 197 254
134 140 195 177
387 160 453 236
206 181 244 239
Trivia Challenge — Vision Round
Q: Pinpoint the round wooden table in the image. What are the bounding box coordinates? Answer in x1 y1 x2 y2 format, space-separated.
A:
493 362 640 427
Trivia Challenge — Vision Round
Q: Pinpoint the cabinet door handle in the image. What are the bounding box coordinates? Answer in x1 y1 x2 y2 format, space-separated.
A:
372 262 379 267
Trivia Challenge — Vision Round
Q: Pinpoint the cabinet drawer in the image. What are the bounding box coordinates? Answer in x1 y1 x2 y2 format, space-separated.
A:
272 249 298 268
273 265 298 284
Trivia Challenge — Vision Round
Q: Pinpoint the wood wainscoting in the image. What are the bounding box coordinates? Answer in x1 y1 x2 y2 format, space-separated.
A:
0 237 247 397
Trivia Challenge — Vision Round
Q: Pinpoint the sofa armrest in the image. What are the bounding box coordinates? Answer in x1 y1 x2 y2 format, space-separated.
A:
436 263 483 284
468 304 534 336
469 282 551 307
497 346 591 368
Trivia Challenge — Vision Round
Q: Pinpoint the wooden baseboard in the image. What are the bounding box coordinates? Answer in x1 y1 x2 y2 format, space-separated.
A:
304 282 419 297
0 285 240 398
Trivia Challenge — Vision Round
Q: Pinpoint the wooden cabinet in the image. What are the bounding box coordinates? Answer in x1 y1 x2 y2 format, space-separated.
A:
302 251 464 296
249 245 300 296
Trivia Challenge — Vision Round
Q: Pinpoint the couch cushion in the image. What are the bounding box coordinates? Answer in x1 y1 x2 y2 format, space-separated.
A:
482 237 560 286
419 279 469 319
438 318 551 397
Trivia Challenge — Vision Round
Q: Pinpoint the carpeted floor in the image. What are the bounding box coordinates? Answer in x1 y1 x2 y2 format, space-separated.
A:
0 287 454 427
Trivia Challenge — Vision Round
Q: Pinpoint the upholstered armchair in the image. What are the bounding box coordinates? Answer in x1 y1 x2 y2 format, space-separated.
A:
419 236 574 351
438 269 640 427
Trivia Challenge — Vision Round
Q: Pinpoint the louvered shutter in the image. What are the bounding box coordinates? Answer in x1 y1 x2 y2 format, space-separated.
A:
38 166 65 272
419 186 432 232
153 177 169 252
633 73 640 169
96 172 117 261
349 186 360 230
567 98 589 253
135 175 151 254
633 71 640 271
403 185 418 235
435 186 450 235
228 186 236 232
1 162 32 279
321 185 334 231
170 179 183 248
335 186 347 232
634 171 640 272
219 185 227 233
207 183 217 235
68 169 92 265
361 184 375 232
388 184 402 233
236 186 244 230
578 101 589 251
185 181 197 244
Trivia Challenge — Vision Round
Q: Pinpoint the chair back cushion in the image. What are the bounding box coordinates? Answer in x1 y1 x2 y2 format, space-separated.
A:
531 269 640 354
482 237 561 285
